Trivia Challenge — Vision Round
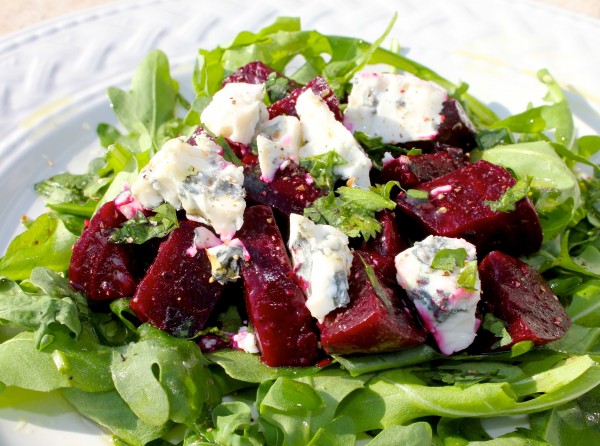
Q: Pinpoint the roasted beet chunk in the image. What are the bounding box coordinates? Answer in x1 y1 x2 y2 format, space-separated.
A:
395 160 542 257
361 210 409 284
479 250 571 346
243 162 326 216
130 220 223 338
268 76 343 122
236 205 319 366
436 98 478 150
320 251 426 355
222 61 299 92
69 201 138 301
378 147 469 189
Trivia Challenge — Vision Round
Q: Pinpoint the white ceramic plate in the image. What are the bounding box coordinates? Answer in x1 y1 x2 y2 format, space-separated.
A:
1 0 600 444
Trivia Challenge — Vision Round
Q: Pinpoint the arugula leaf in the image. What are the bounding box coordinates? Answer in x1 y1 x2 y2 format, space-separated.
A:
62 388 169 446
0 213 79 281
482 313 513 349
367 423 432 446
196 401 264 445
111 324 220 427
300 151 347 191
110 203 179 244
106 50 181 155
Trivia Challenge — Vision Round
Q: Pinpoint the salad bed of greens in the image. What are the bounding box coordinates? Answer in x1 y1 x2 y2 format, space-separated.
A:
1 16 600 446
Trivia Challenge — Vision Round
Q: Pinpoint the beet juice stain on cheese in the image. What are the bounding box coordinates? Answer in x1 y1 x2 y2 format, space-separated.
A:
1 15 599 446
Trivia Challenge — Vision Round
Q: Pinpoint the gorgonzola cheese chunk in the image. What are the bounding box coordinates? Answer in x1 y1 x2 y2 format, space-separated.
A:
288 213 353 322
131 135 245 241
200 82 269 145
296 89 372 189
344 71 447 144
256 115 302 182
395 235 481 355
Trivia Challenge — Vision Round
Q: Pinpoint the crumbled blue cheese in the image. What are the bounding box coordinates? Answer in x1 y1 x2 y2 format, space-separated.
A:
131 135 245 241
232 326 259 354
344 72 447 144
206 241 245 284
288 213 353 322
395 235 481 355
200 82 269 145
296 89 372 189
256 115 302 182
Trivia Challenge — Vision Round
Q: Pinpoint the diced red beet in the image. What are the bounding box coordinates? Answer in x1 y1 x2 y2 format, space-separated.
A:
268 76 343 122
236 205 319 367
378 147 469 190
436 99 478 151
395 160 542 257
320 251 426 355
222 61 299 91
130 220 223 338
243 162 326 216
478 250 571 347
69 201 138 301
360 210 409 285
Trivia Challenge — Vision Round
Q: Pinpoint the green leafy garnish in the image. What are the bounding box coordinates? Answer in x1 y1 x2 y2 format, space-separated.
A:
304 182 397 240
482 313 513 349
300 151 347 191
457 260 478 291
485 178 532 212
406 189 429 200
109 203 179 244
430 248 468 271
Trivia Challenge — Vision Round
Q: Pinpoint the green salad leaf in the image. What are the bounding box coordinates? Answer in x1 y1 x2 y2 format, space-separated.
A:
1 15 600 446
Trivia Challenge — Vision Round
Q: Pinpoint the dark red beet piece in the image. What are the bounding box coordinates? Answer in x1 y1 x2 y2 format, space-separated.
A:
320 251 426 355
436 99 478 151
395 160 542 257
478 250 571 346
222 61 299 92
236 205 319 367
130 220 223 338
69 201 138 301
268 76 343 122
378 147 468 189
361 210 409 285
243 162 326 216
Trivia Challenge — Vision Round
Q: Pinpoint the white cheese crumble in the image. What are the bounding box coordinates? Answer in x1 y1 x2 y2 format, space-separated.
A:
232 326 259 354
200 82 269 145
395 235 481 355
296 89 372 189
344 71 447 144
131 135 246 241
288 213 353 322
256 115 302 182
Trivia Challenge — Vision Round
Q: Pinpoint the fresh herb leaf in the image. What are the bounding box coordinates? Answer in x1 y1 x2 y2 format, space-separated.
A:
106 50 181 155
419 368 501 388
215 135 243 167
196 401 265 445
485 178 532 212
353 131 408 164
457 260 478 291
109 203 179 244
430 248 468 271
304 183 396 240
406 189 429 200
300 151 346 191
482 313 513 349
0 213 79 280
476 127 515 150
265 72 292 103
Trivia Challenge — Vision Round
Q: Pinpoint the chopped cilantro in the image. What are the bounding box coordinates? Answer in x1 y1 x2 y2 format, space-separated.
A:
304 182 397 240
215 135 243 166
265 72 291 103
431 248 468 271
406 189 429 200
358 253 395 315
300 151 346 191
485 178 532 212
109 203 179 244
457 260 478 291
